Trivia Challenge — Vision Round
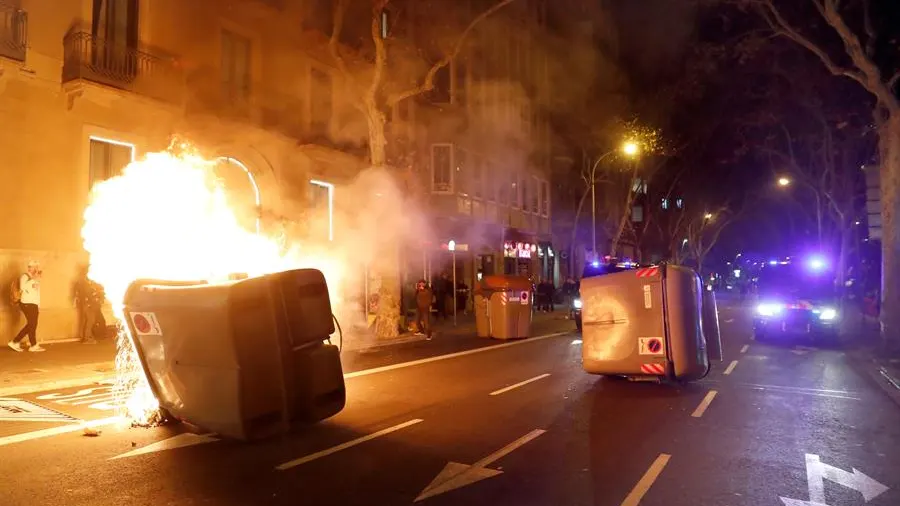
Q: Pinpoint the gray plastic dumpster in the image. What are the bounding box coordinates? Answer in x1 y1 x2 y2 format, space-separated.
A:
580 264 711 381
473 275 533 339
122 268 346 441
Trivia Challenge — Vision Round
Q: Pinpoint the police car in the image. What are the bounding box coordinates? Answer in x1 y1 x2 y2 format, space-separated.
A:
753 256 840 341
571 259 638 332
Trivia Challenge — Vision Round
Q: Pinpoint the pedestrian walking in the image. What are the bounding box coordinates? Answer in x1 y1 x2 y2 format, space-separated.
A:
415 279 433 339
8 260 44 352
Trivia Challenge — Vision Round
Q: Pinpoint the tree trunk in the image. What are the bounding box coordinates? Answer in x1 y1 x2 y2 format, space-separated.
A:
366 103 401 339
610 189 635 257
879 114 900 349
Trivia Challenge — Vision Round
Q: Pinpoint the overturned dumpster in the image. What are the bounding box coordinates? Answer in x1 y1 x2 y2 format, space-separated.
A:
123 268 346 440
580 264 722 382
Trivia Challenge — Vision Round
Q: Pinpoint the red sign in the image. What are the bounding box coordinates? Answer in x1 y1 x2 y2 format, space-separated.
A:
133 314 151 334
640 363 665 375
636 267 660 278
521 291 529 304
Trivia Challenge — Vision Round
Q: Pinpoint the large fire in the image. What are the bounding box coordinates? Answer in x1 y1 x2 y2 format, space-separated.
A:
82 143 343 425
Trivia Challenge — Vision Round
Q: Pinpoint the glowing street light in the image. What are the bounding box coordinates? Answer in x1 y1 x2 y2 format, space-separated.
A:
622 141 639 157
448 239 457 326
704 213 714 220
777 177 791 187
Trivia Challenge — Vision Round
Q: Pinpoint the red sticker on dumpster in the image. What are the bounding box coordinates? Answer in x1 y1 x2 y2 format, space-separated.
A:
521 291 529 304
640 363 665 375
639 337 665 356
129 312 162 336
636 267 660 278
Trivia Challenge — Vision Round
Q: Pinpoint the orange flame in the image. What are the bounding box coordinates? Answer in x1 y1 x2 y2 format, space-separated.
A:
82 143 344 425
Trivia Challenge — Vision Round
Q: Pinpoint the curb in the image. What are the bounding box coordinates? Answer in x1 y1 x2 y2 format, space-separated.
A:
850 351 900 408
0 372 116 398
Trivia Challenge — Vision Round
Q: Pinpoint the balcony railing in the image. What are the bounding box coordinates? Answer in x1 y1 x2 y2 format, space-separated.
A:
0 3 27 62
62 31 184 104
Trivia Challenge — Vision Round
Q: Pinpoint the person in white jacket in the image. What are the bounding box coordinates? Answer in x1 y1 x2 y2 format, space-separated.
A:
8 260 44 352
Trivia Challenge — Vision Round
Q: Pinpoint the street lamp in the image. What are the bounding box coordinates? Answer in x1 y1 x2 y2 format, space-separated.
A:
589 141 641 259
777 177 791 187
704 213 714 220
448 239 457 326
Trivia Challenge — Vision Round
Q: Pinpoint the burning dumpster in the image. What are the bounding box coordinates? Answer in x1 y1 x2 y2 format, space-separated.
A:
123 268 346 440
580 264 715 381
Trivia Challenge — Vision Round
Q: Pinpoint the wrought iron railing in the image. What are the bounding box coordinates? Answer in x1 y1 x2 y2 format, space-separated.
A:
0 3 27 62
62 31 184 104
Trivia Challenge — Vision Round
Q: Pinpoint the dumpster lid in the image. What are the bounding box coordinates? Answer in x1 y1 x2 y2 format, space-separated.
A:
478 275 532 291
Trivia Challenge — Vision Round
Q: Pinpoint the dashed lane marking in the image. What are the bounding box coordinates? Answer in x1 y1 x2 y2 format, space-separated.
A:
691 390 718 418
724 360 739 375
275 419 424 471
489 373 551 396
740 344 749 354
620 453 671 506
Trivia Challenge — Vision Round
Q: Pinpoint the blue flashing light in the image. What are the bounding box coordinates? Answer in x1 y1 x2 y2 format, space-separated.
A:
591 261 600 268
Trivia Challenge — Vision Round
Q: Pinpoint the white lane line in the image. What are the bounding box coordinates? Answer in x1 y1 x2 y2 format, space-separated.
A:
0 416 123 448
275 419 423 471
474 429 546 468
724 319 735 323
620 453 672 506
343 332 570 380
724 360 739 375
489 373 551 396
740 344 749 354
691 390 718 418
0 332 568 448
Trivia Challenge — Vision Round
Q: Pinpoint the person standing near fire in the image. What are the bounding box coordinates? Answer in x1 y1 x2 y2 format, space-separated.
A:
74 264 105 344
8 260 44 352
415 279 433 340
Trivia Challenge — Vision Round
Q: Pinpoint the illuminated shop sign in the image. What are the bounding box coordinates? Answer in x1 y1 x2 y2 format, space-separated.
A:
504 241 537 259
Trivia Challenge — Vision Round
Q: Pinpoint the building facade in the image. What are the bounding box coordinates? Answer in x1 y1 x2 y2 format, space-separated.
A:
0 0 363 343
388 0 556 304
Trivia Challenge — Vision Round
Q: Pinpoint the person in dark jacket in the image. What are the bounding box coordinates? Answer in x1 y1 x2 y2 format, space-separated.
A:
415 279 433 339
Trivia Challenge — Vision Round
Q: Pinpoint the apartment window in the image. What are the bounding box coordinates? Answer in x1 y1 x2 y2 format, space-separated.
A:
632 178 648 195
520 173 529 211
455 148 468 196
632 205 644 223
662 198 670 210
676 198 684 209
90 0 139 74
310 67 333 132
89 137 134 189
530 176 540 213
380 10 389 38
429 63 451 104
496 169 508 205
487 167 496 203
540 180 549 217
222 29 251 100
510 173 520 208
431 144 453 193
309 180 334 241
472 159 483 199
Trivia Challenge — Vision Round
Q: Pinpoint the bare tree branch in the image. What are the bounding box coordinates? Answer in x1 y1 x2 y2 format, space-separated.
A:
756 0 868 88
861 0 877 57
386 0 516 107
367 0 390 104
329 0 365 111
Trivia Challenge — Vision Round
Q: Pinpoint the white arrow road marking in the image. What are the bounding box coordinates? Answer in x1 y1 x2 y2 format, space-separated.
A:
489 374 550 396
275 419 423 471
620 453 671 506
779 499 827 506
415 429 546 502
109 433 218 460
740 344 749 354
780 454 889 505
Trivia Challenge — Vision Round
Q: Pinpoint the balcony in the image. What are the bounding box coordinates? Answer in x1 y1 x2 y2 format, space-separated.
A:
62 31 184 104
0 4 27 62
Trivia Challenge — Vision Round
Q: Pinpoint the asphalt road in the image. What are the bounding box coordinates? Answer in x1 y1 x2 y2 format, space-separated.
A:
1 301 898 506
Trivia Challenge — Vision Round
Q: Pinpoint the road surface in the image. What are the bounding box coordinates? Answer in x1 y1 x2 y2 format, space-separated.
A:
1 301 897 506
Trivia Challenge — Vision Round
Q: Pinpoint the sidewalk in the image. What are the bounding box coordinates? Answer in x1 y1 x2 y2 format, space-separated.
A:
0 339 117 397
2 309 575 396
848 311 900 406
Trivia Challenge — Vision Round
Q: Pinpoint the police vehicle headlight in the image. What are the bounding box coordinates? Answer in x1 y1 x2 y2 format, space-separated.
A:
818 307 838 321
757 302 783 316
573 298 583 309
